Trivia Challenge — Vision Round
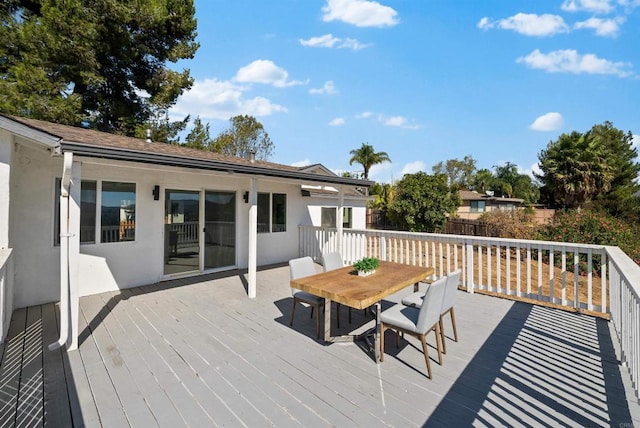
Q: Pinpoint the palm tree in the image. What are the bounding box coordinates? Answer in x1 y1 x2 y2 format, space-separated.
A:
349 143 391 180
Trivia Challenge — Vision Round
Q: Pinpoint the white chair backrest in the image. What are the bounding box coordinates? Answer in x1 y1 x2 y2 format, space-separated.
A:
289 256 317 295
416 276 447 333
322 252 344 272
442 270 462 313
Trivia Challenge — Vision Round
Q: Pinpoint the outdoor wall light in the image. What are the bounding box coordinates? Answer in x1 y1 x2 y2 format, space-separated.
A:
243 191 249 203
152 185 160 200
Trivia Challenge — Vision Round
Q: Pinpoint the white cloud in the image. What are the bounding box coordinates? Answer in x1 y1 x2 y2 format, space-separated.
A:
170 78 287 121
291 159 312 167
574 17 625 37
478 13 569 37
632 134 639 148
382 116 407 127
477 17 492 30
400 161 425 176
355 111 374 119
530 112 564 131
322 0 399 28
299 34 370 50
309 80 339 95
517 49 633 77
521 163 543 181
234 59 308 88
368 162 393 182
328 117 346 126
561 0 614 13
355 111 420 129
619 0 640 9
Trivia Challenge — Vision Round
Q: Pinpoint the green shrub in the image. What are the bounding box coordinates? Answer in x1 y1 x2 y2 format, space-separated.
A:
480 209 539 240
537 209 640 271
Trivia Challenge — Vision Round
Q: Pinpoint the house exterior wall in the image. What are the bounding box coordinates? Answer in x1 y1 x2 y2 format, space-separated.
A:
7 139 361 308
456 201 485 220
0 131 12 249
10 139 60 307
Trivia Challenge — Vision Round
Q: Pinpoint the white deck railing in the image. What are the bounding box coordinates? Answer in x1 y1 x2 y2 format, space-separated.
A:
300 226 608 311
299 225 640 399
606 245 640 400
0 248 14 344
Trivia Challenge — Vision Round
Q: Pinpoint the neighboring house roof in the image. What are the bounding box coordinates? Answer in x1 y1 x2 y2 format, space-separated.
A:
297 164 336 176
459 190 524 204
1 114 373 188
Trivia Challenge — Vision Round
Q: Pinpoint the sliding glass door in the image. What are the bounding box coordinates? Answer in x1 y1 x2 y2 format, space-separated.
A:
204 191 236 270
164 190 200 275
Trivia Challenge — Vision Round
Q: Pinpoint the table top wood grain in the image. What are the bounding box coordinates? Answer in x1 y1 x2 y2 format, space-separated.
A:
290 261 434 309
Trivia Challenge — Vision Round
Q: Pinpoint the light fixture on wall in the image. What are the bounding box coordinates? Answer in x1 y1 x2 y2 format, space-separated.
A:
243 191 249 203
152 185 160 200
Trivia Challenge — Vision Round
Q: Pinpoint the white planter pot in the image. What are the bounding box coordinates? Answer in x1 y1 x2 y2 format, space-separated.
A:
357 269 376 277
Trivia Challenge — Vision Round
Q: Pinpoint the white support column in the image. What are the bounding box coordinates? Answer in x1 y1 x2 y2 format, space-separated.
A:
337 187 344 256
247 178 258 298
67 160 81 351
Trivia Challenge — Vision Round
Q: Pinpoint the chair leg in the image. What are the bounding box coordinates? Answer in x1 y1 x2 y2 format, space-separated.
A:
310 306 314 319
290 297 298 326
434 323 443 365
420 334 432 379
348 307 352 324
450 307 458 342
439 317 447 355
380 323 385 362
395 330 400 348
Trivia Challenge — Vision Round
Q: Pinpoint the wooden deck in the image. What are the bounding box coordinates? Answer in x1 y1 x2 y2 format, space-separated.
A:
1 263 639 427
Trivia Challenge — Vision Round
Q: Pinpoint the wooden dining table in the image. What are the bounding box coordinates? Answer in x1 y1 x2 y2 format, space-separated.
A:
290 261 434 361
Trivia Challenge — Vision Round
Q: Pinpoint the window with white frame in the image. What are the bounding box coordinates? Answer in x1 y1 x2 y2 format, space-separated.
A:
257 192 287 233
54 179 136 244
54 179 97 245
321 207 336 228
321 207 352 228
470 200 486 213
342 207 353 228
101 181 136 243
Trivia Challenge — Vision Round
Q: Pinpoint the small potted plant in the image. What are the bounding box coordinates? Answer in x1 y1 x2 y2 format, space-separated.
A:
353 257 379 277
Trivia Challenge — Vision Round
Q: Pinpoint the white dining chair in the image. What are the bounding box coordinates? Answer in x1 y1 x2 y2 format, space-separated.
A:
380 276 447 378
289 256 324 339
321 251 351 327
440 270 462 354
401 270 462 354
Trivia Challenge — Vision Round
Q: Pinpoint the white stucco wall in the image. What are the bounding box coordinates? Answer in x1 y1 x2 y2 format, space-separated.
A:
8 140 350 307
0 131 12 249
10 139 61 307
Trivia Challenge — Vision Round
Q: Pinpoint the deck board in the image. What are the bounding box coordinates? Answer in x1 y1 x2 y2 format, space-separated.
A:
0 264 639 427
15 306 44 427
41 302 73 428
0 307 26 427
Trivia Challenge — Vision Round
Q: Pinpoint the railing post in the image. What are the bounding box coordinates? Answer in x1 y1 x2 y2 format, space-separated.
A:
466 240 474 293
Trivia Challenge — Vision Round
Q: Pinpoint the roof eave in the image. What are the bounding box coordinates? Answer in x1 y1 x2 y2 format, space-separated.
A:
0 115 61 149
60 141 374 188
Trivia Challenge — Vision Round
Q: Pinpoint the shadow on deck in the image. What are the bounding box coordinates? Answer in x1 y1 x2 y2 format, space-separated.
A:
0 264 638 427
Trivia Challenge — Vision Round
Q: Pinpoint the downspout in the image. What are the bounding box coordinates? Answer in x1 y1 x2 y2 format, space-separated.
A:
49 152 73 351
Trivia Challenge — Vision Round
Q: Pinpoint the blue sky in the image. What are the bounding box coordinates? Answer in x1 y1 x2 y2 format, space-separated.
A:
170 0 640 183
